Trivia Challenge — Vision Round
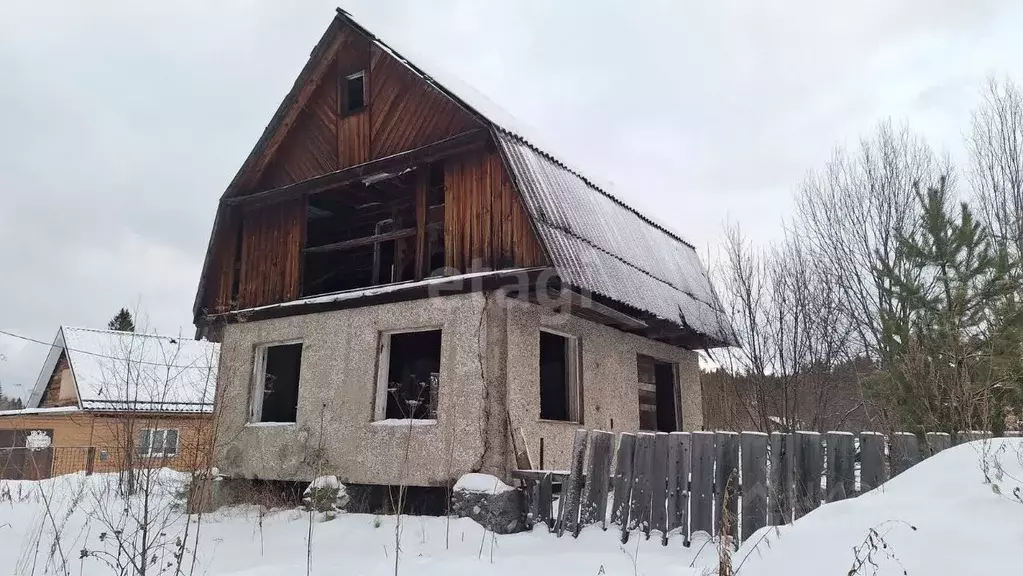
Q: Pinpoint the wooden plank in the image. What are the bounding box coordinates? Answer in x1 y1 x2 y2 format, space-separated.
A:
689 431 715 536
538 474 554 531
925 432 951 456
509 422 533 471
714 432 740 537
557 429 588 537
859 432 886 494
611 433 636 530
580 430 614 530
414 169 428 280
740 432 768 542
229 129 487 208
824 432 855 502
890 432 921 477
650 432 669 541
768 432 792 525
793 431 822 519
304 227 416 253
627 433 655 537
665 432 690 538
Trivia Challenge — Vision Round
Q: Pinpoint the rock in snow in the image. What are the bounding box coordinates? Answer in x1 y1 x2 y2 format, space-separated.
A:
451 473 524 534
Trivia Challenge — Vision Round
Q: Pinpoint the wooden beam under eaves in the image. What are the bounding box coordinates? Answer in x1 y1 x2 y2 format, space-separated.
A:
225 129 487 209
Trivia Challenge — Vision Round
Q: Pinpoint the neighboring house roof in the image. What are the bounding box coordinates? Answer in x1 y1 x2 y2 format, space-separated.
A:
27 327 218 414
196 8 735 347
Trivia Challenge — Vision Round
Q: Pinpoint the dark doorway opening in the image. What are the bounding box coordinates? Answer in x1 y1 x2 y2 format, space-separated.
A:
638 355 680 432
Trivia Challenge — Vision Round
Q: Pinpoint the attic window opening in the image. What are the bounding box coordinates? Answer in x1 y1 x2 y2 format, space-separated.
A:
539 330 582 422
344 71 366 113
375 329 442 421
250 342 303 423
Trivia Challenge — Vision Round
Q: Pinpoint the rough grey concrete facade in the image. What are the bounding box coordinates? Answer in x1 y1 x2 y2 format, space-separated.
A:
213 290 701 486
505 298 702 473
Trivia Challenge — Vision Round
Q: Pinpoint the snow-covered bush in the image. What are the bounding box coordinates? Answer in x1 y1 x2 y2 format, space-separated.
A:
303 475 349 517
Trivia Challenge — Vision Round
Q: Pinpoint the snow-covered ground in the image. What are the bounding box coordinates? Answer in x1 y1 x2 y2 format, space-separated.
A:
2 439 1020 576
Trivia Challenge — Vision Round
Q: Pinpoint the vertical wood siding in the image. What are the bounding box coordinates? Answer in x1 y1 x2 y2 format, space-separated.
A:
444 148 544 272
237 199 305 309
201 22 539 313
368 45 480 160
258 76 340 190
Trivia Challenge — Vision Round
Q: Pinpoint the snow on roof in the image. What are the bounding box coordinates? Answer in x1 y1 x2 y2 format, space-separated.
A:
28 327 218 414
0 406 81 417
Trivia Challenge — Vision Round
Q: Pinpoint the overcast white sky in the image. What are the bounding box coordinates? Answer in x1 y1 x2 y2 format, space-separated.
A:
2 0 1023 398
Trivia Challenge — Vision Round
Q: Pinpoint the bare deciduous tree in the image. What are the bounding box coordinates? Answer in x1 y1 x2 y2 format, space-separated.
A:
968 76 1023 260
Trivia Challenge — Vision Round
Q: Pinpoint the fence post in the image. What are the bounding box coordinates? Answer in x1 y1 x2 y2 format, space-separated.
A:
740 432 768 542
825 432 854 502
690 431 715 536
650 432 670 541
859 432 886 494
85 447 96 476
557 429 588 537
715 432 740 538
925 432 951 456
666 432 690 541
627 432 655 536
539 473 554 530
580 430 614 529
794 431 822 519
768 431 792 525
890 432 921 476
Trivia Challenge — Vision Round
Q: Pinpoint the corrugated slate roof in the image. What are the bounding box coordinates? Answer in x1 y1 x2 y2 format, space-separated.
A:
498 134 733 344
336 9 735 345
29 327 218 414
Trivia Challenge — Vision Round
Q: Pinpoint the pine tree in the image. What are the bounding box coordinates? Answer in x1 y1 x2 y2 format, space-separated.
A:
108 308 136 332
875 177 1023 433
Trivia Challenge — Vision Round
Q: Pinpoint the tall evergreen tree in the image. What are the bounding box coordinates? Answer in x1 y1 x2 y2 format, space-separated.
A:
874 177 1023 433
108 308 136 332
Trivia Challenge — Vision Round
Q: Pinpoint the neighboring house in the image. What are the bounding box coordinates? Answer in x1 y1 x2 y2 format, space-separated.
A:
194 9 734 489
0 327 218 480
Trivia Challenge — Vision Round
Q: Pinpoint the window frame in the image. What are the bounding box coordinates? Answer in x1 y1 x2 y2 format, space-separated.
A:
249 339 304 425
374 326 443 422
538 327 583 424
342 70 367 115
137 428 179 458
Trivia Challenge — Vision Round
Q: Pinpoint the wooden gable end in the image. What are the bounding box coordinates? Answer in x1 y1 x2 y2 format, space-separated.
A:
251 23 482 192
195 15 547 321
38 351 78 408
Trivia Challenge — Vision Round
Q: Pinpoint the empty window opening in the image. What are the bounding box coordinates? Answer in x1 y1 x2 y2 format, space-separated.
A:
137 429 179 458
539 330 581 422
344 71 366 113
375 329 442 420
303 170 421 296
251 343 303 423
638 355 680 432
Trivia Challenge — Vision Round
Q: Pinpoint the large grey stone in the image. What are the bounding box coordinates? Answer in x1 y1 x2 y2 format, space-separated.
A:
450 474 526 534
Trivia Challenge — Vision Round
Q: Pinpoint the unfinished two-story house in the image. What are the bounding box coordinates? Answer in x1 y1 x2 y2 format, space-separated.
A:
194 9 734 491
